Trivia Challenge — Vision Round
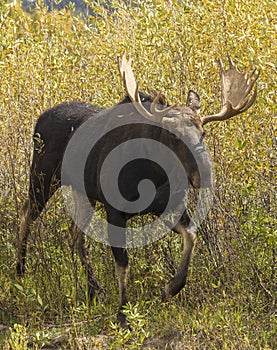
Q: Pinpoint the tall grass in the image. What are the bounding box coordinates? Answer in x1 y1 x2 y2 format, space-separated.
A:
0 0 276 348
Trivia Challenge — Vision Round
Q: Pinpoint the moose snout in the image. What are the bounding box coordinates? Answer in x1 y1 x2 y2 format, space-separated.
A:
190 153 213 189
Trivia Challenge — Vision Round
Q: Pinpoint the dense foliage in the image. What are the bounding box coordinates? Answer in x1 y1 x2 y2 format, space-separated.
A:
0 0 276 348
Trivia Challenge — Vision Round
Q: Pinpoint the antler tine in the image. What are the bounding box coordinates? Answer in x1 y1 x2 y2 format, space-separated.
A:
236 68 259 112
240 84 258 113
201 57 259 126
118 53 176 123
248 68 260 89
249 67 259 80
218 58 224 73
118 52 139 103
228 56 236 68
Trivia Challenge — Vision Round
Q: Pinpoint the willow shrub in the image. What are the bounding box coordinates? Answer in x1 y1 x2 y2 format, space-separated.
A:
0 0 276 348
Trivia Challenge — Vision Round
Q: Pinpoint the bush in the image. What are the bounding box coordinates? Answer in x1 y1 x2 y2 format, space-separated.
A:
0 0 276 348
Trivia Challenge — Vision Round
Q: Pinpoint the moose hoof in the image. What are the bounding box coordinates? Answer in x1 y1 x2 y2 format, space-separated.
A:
161 289 167 302
88 281 105 302
161 285 172 302
16 262 26 276
88 284 98 301
117 312 131 330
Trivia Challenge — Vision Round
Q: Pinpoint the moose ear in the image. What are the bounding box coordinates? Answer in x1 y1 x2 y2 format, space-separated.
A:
186 90 201 113
150 89 168 106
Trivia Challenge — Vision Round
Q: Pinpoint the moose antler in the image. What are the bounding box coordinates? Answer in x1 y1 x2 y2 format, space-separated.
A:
201 57 259 125
118 52 176 122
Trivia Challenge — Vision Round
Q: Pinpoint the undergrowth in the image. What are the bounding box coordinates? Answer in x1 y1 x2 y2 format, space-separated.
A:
0 0 276 348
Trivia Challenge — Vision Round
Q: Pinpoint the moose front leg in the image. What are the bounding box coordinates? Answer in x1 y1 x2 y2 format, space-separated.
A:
112 246 129 326
162 220 197 301
107 210 129 327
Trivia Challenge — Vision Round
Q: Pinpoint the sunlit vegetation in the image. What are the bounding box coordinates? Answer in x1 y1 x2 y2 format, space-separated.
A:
0 0 276 348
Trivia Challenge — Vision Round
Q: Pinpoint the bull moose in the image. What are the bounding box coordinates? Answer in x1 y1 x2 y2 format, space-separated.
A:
16 54 259 326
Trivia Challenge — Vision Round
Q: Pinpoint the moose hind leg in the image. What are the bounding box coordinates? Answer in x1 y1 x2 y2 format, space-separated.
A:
71 191 101 300
163 222 197 300
16 173 59 275
71 224 102 299
16 200 32 275
16 190 48 275
16 193 51 275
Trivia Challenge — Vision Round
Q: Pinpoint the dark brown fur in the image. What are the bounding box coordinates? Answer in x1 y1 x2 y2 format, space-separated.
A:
17 92 209 327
